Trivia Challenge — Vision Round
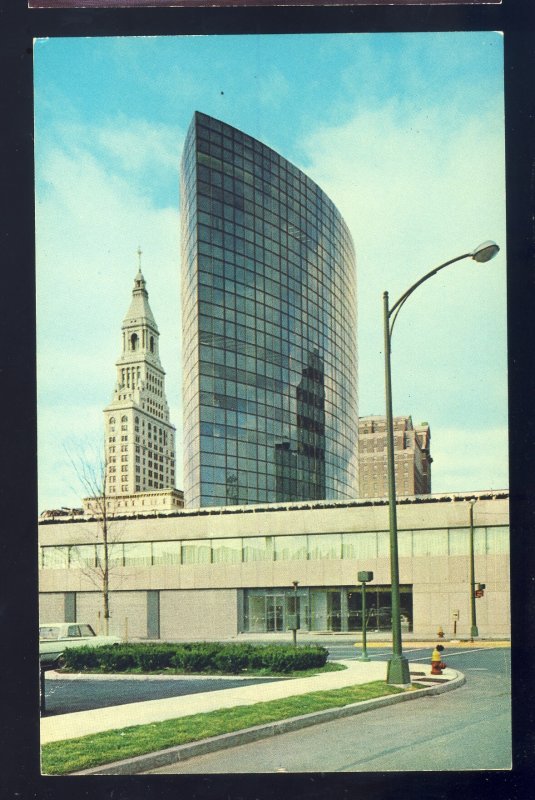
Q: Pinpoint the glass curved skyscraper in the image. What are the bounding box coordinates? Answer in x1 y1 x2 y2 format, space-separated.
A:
181 112 358 508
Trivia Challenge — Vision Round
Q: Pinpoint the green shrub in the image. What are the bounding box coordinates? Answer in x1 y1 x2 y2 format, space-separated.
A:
213 643 252 674
137 646 174 672
61 646 101 671
60 641 328 675
256 644 328 673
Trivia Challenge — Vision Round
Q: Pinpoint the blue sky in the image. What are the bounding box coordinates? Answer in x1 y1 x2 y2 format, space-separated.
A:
35 32 507 511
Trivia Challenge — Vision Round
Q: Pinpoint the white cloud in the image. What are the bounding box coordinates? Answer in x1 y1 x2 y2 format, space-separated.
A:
431 426 509 492
258 69 291 109
95 117 181 175
36 121 183 511
299 95 507 473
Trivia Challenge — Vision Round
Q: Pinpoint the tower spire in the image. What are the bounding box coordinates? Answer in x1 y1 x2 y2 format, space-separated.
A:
103 270 176 498
137 246 142 270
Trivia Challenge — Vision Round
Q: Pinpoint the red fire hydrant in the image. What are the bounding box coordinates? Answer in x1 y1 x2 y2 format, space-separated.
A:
431 644 446 675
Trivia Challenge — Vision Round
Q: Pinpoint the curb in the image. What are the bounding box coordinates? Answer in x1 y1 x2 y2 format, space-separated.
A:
72 670 466 775
46 670 289 683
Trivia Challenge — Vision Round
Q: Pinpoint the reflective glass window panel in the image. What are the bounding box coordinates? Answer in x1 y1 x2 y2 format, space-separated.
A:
42 546 69 569
181 539 212 564
152 541 181 566
243 536 273 562
485 526 509 555
398 531 413 557
412 530 448 557
308 534 341 560
123 542 152 567
342 532 377 560
377 531 389 558
245 594 267 632
474 527 486 555
212 538 242 564
69 544 96 568
274 535 308 561
96 543 124 568
449 529 469 556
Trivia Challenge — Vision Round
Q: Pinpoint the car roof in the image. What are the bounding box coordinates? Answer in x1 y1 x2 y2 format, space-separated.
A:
39 622 92 627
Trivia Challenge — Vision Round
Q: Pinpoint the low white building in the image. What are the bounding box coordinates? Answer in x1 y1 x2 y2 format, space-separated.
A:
38 490 510 641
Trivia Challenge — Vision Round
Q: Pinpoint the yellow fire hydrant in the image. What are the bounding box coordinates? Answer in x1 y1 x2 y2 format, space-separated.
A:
437 626 445 639
431 644 446 675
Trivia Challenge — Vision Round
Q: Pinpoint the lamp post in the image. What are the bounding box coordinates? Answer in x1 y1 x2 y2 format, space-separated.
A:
357 571 373 661
469 499 479 640
383 241 499 685
290 580 299 646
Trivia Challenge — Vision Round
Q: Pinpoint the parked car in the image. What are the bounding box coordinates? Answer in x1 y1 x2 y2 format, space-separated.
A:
39 622 121 669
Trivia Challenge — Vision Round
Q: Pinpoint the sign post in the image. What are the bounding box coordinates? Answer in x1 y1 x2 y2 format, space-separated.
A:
357 571 374 662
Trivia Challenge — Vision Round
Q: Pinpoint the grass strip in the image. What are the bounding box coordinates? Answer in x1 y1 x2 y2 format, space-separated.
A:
42 680 402 775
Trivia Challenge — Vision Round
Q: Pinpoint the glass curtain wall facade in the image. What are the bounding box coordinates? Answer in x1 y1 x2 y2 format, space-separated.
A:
181 112 358 507
241 586 413 634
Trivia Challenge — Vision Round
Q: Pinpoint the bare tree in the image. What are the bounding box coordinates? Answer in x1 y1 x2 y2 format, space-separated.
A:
64 441 122 636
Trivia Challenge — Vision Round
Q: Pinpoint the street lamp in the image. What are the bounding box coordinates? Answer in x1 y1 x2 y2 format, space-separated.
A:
358 571 374 661
469 499 479 640
289 580 300 646
383 241 499 685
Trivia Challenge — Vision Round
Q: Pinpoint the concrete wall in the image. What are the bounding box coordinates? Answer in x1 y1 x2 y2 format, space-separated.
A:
39 592 64 623
160 589 238 639
38 493 510 639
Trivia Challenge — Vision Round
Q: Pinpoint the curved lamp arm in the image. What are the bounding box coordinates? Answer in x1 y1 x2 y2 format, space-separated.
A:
388 241 499 338
382 239 498 685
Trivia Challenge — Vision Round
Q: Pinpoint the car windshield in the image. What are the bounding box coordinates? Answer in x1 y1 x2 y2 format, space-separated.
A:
39 626 60 640
78 624 96 637
67 624 96 637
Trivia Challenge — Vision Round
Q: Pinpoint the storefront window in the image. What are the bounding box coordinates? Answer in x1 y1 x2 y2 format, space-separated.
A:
246 594 268 632
241 585 413 634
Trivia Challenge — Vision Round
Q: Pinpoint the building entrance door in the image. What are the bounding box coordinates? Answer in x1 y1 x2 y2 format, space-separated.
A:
266 595 284 632
327 591 341 632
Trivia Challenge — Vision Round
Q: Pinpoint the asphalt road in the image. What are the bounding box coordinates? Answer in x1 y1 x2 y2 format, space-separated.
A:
147 646 511 773
41 675 284 717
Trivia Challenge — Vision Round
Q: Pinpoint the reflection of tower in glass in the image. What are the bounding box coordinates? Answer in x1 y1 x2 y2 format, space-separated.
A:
181 111 358 508
276 349 326 501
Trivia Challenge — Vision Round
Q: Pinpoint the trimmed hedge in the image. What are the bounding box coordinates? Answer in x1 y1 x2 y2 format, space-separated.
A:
61 641 328 675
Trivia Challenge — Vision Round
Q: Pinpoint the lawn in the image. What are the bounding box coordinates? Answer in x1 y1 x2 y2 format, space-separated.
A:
42 680 404 775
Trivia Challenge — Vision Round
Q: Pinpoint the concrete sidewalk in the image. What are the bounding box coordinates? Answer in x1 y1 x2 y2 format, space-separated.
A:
40 658 456 745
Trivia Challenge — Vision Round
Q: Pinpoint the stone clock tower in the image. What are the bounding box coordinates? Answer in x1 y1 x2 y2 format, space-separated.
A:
96 255 182 513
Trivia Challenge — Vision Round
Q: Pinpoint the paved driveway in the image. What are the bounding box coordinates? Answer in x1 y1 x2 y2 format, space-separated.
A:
147 647 511 773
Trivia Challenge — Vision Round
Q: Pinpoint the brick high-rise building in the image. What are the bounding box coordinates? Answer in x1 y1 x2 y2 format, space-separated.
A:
358 415 432 498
